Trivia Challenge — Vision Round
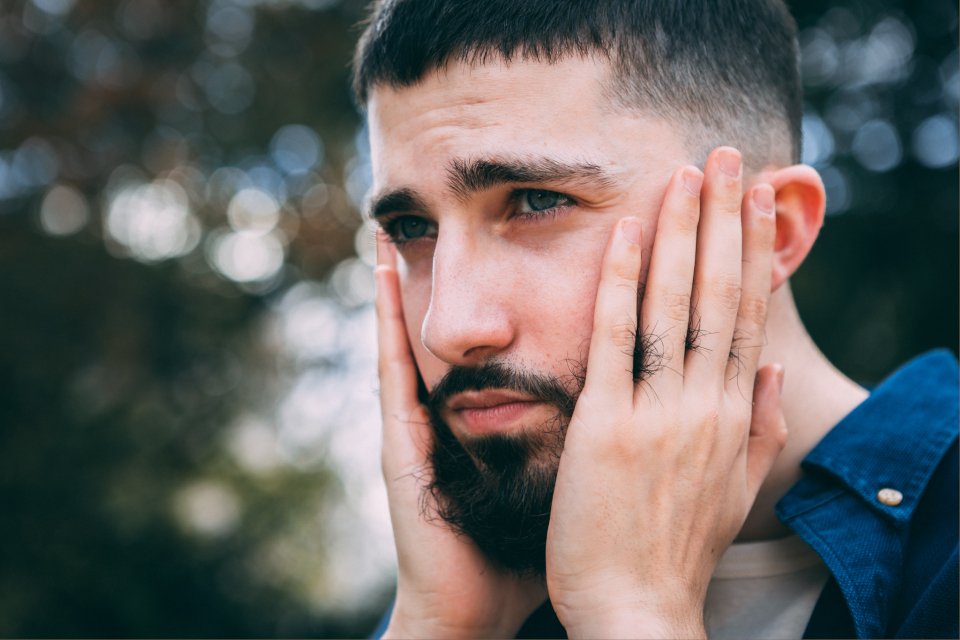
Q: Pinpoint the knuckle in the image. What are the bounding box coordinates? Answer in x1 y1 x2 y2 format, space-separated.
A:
710 273 742 310
699 408 722 430
738 293 769 327
755 206 777 234
607 320 638 350
719 200 742 217
659 289 692 322
611 258 640 283
671 205 700 234
641 432 671 459
747 214 777 251
713 186 742 216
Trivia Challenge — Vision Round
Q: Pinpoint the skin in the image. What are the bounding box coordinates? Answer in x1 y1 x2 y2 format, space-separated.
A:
370 56 869 638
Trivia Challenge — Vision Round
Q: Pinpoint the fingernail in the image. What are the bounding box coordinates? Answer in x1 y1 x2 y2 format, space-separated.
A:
775 365 785 393
621 217 642 245
683 169 704 196
753 184 775 214
719 149 742 178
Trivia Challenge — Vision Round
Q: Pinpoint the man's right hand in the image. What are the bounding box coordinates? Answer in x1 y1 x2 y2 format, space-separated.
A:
374 231 546 639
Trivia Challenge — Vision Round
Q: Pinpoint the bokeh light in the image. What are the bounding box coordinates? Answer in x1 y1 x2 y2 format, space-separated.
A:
852 119 903 172
106 179 201 262
208 228 286 283
227 187 281 233
38 184 89 236
270 124 324 176
912 114 960 168
173 480 243 538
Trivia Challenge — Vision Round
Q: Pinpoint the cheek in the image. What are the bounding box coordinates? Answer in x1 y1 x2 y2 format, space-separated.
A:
486 221 612 378
530 231 609 365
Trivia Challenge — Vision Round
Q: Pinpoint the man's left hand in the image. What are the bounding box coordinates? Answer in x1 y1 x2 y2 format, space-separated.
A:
545 147 787 639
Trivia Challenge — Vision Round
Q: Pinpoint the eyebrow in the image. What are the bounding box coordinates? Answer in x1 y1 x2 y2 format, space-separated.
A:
447 157 617 200
367 187 430 220
366 155 618 220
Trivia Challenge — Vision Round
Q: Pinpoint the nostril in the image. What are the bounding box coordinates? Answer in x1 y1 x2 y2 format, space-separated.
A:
420 298 514 365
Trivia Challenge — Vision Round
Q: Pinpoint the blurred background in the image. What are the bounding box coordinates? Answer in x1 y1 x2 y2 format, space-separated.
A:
0 0 955 636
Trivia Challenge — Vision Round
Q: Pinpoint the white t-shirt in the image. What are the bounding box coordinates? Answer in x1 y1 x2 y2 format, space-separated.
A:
703 535 830 639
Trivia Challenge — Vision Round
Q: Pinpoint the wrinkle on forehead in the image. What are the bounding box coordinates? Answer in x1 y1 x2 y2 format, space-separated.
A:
370 58 609 135
368 57 692 204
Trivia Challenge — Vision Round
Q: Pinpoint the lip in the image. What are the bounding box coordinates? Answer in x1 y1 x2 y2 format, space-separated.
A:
447 389 538 411
446 390 546 435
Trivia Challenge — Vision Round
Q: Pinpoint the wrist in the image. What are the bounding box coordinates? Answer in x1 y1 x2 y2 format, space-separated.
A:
384 615 518 639
385 594 528 639
554 586 706 640
562 606 705 640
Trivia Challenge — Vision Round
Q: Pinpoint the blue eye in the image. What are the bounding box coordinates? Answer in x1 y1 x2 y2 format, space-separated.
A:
388 215 433 242
525 190 562 211
517 189 573 215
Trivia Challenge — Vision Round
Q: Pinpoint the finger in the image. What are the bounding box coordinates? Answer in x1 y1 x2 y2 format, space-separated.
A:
744 364 788 501
637 166 703 394
375 230 421 416
376 226 397 269
726 183 776 395
375 232 436 478
684 147 744 386
581 216 643 404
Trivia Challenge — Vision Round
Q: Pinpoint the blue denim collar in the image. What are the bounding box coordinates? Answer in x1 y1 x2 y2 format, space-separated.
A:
776 350 959 638
778 349 959 527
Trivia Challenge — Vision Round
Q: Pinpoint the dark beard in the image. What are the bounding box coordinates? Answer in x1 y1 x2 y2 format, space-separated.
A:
423 362 580 578
416 307 682 577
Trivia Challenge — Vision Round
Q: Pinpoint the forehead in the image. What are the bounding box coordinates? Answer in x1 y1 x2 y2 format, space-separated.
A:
366 56 690 191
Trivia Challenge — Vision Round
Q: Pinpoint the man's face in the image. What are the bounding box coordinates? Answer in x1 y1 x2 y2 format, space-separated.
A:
368 56 693 573
369 56 693 408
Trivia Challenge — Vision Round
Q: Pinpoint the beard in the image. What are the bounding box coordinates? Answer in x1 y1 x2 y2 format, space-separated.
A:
420 322 661 577
422 361 582 578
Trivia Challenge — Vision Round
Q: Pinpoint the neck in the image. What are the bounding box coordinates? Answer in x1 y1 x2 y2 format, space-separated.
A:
736 285 870 542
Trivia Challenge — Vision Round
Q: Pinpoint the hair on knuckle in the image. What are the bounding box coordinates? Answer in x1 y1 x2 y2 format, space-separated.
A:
609 321 638 350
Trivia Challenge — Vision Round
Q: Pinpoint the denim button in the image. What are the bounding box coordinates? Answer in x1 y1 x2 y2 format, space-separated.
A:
877 488 903 506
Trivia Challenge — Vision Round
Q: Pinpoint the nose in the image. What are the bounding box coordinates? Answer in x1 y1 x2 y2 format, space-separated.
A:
420 232 515 365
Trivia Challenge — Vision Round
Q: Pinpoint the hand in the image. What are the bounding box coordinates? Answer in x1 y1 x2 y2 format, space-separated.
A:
545 147 788 638
374 232 545 639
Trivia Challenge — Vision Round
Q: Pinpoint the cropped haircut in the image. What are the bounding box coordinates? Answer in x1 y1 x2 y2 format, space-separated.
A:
352 0 803 168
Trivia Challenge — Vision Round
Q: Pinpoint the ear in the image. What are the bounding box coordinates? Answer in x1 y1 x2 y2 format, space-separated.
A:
763 165 826 291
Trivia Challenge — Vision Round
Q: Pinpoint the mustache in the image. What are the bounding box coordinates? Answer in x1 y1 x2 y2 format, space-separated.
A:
424 361 579 422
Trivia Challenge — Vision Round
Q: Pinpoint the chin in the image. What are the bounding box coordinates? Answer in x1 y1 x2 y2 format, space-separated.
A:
427 412 568 577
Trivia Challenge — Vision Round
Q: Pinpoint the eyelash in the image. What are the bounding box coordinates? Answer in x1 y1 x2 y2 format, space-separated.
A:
378 189 577 247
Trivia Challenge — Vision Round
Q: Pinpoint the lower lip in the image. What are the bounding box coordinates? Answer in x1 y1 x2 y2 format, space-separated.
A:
455 401 544 434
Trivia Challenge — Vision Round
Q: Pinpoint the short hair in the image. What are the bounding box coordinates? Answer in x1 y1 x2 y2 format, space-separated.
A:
352 0 803 168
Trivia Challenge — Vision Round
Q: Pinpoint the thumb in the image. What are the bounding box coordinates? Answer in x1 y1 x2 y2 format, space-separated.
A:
745 364 788 500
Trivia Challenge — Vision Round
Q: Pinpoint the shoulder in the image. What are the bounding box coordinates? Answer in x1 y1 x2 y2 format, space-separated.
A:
781 350 958 639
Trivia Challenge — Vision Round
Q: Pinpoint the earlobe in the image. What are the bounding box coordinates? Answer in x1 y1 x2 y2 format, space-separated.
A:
766 165 826 291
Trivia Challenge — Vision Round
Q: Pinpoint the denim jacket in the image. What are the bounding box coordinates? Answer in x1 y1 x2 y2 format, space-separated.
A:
782 349 959 639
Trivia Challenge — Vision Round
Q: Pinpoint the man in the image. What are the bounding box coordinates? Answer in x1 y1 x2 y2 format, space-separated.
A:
355 1 959 638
